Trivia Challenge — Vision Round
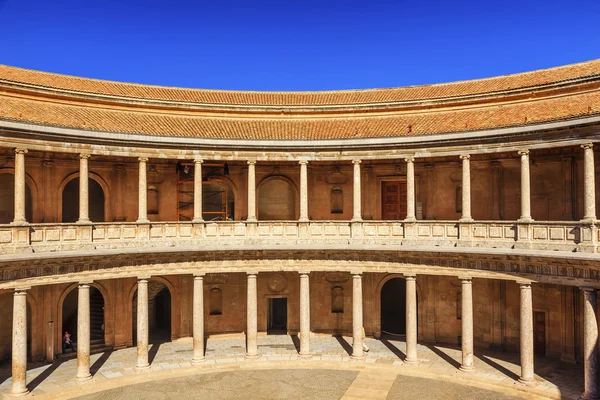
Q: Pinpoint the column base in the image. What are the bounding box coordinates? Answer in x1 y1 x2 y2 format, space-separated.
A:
459 365 475 373
404 217 417 223
517 377 537 387
580 392 600 400
136 218 150 224
191 218 204 223
350 354 366 361
298 352 312 359
9 388 29 398
9 220 28 226
76 373 93 383
76 219 92 225
517 217 534 223
191 357 206 365
134 364 150 372
350 218 363 223
403 358 419 365
458 217 474 223
244 353 259 360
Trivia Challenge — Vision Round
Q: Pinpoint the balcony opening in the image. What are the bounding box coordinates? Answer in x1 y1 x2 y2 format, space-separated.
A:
0 173 33 224
61 177 105 222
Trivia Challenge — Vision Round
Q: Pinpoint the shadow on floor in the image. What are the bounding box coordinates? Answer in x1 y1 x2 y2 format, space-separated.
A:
28 361 63 392
380 336 407 361
148 342 161 365
425 344 461 369
476 352 520 381
291 335 301 353
334 336 353 356
90 350 113 376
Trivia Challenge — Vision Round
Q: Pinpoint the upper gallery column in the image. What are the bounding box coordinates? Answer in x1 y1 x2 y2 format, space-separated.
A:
135 278 150 371
192 274 205 364
352 160 362 222
137 158 149 223
405 274 418 364
405 157 416 222
582 143 596 221
192 159 204 223
77 153 91 224
299 272 311 357
459 277 474 372
247 160 257 222
581 288 598 400
11 288 28 396
351 273 365 359
246 273 258 358
518 282 535 385
76 283 92 382
12 148 28 225
299 160 309 222
518 150 533 222
459 155 473 222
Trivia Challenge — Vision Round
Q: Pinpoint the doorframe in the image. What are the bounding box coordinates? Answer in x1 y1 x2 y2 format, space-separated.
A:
533 308 549 356
376 175 420 220
266 295 289 333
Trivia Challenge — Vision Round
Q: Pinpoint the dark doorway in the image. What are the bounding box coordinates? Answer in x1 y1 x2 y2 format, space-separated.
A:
62 177 105 222
381 181 407 220
61 287 105 354
268 298 287 334
381 278 407 335
534 311 546 356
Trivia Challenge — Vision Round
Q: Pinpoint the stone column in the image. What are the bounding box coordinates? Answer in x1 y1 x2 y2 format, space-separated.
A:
78 153 91 224
246 273 258 358
137 158 149 223
11 288 28 396
405 157 416 222
192 275 205 364
76 283 92 382
192 159 204 223
12 148 27 225
136 278 150 371
352 160 362 222
518 150 533 222
460 155 473 222
405 275 418 364
581 288 598 399
518 282 535 385
247 161 257 222
299 160 309 222
351 273 364 359
459 277 474 372
299 272 311 357
582 144 596 221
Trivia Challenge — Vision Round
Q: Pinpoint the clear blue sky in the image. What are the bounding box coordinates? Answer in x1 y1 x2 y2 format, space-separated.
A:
1 0 599 91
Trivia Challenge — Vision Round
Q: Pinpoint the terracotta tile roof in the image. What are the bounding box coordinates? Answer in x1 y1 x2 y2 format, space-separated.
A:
1 90 599 140
1 59 600 107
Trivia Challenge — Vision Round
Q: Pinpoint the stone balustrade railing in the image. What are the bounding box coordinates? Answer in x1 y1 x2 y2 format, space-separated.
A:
0 220 596 255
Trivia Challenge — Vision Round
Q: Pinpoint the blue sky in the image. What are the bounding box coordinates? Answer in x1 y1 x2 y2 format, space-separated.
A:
0 0 599 91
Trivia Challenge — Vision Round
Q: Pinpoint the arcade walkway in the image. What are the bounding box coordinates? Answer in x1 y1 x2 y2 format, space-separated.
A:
0 335 583 399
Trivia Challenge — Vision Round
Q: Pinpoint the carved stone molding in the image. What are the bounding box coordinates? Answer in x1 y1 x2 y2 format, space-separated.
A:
267 273 287 293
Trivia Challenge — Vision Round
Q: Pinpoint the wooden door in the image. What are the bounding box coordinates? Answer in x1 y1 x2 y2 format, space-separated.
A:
534 311 546 356
382 181 407 220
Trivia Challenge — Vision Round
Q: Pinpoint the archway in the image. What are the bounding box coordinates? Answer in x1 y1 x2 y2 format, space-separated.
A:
60 286 105 354
258 176 297 220
0 173 33 224
380 278 407 335
61 177 105 222
132 280 172 344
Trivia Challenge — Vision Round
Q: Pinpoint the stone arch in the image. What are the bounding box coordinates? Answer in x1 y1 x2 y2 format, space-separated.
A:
374 274 424 339
57 171 110 222
257 175 298 220
130 276 177 344
0 168 38 223
56 282 109 353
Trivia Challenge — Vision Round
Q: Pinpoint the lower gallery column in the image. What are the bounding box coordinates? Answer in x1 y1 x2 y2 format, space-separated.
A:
192 275 205 364
581 288 598 400
459 277 474 372
11 288 28 396
299 272 311 357
351 273 364 359
518 282 535 385
246 273 258 358
136 278 150 371
76 283 92 382
405 275 418 364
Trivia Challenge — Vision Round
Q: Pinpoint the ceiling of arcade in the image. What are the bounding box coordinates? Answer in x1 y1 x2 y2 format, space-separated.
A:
1 247 599 290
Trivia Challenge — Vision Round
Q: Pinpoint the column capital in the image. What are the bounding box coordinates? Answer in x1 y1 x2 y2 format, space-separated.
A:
138 157 149 162
79 153 91 160
582 142 594 150
351 272 363 278
404 156 415 163
518 149 530 157
352 159 361 165
137 276 151 282
459 154 470 161
517 280 532 288
246 272 258 277
247 159 257 165
14 148 28 155
13 288 29 295
298 160 309 165
194 158 204 164
78 280 93 286
404 274 417 280
299 271 310 277
193 274 205 279
458 276 472 282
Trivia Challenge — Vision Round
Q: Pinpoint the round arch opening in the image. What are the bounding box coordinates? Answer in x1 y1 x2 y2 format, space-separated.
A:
61 177 105 222
380 278 407 335
132 280 172 344
60 286 105 354
0 173 33 224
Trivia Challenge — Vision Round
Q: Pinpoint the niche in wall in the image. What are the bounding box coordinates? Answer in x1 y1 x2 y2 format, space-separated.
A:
148 186 159 215
331 286 344 313
330 186 343 214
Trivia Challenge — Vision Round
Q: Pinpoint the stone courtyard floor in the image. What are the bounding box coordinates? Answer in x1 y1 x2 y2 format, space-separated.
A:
0 335 584 399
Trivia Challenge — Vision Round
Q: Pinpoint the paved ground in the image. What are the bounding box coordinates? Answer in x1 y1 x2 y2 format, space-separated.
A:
0 335 584 399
